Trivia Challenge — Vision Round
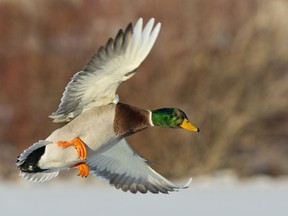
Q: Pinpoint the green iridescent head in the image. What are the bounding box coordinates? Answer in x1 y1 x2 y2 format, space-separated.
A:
151 108 199 132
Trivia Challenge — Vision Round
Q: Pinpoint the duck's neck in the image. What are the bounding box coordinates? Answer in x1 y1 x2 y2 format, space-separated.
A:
114 103 152 136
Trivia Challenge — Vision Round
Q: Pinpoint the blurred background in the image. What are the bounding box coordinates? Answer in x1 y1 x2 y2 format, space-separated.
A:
1 0 288 182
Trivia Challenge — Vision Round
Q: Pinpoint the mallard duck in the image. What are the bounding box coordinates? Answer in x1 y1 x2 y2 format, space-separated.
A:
16 18 199 194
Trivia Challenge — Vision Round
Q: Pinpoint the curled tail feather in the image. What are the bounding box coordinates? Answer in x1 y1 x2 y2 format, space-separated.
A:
16 140 59 183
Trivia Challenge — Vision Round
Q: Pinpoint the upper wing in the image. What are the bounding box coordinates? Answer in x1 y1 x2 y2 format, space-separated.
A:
86 139 191 194
50 18 161 122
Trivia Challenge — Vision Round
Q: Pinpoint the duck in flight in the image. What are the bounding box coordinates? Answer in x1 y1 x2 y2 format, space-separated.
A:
16 18 199 194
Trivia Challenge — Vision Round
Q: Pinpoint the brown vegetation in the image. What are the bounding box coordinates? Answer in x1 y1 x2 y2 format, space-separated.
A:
0 0 288 180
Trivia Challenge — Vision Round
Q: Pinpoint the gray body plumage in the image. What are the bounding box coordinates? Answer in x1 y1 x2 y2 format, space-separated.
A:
40 104 117 170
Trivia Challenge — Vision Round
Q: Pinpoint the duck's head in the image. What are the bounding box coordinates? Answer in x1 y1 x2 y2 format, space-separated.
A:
151 108 199 132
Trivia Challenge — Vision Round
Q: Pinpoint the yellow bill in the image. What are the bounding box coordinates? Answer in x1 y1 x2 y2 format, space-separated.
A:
180 118 200 132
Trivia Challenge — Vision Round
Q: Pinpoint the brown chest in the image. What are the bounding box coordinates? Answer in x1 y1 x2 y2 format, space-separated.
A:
113 103 151 136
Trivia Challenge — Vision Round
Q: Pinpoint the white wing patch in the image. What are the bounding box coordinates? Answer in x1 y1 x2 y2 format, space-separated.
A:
50 18 161 123
86 139 191 194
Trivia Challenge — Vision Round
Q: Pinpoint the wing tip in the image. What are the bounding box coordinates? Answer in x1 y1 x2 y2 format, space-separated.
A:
136 17 144 25
181 177 192 189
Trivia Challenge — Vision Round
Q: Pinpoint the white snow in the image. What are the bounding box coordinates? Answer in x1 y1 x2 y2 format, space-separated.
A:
1 174 288 216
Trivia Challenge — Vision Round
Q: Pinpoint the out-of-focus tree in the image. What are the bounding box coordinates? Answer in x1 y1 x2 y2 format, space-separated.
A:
1 0 288 180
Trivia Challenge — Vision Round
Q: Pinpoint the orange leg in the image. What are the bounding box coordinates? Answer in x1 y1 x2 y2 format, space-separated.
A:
72 163 89 178
57 137 87 160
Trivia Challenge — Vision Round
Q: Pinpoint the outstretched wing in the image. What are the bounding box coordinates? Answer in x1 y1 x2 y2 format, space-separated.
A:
50 18 161 122
86 139 191 194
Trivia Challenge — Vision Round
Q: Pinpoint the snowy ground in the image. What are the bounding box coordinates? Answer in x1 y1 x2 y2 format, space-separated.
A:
1 173 288 216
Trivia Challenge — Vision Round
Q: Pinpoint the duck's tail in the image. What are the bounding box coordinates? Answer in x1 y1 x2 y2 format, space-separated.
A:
16 140 59 182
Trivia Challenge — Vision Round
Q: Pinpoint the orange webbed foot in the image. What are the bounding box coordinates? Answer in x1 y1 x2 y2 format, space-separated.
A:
72 163 89 178
57 137 87 160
